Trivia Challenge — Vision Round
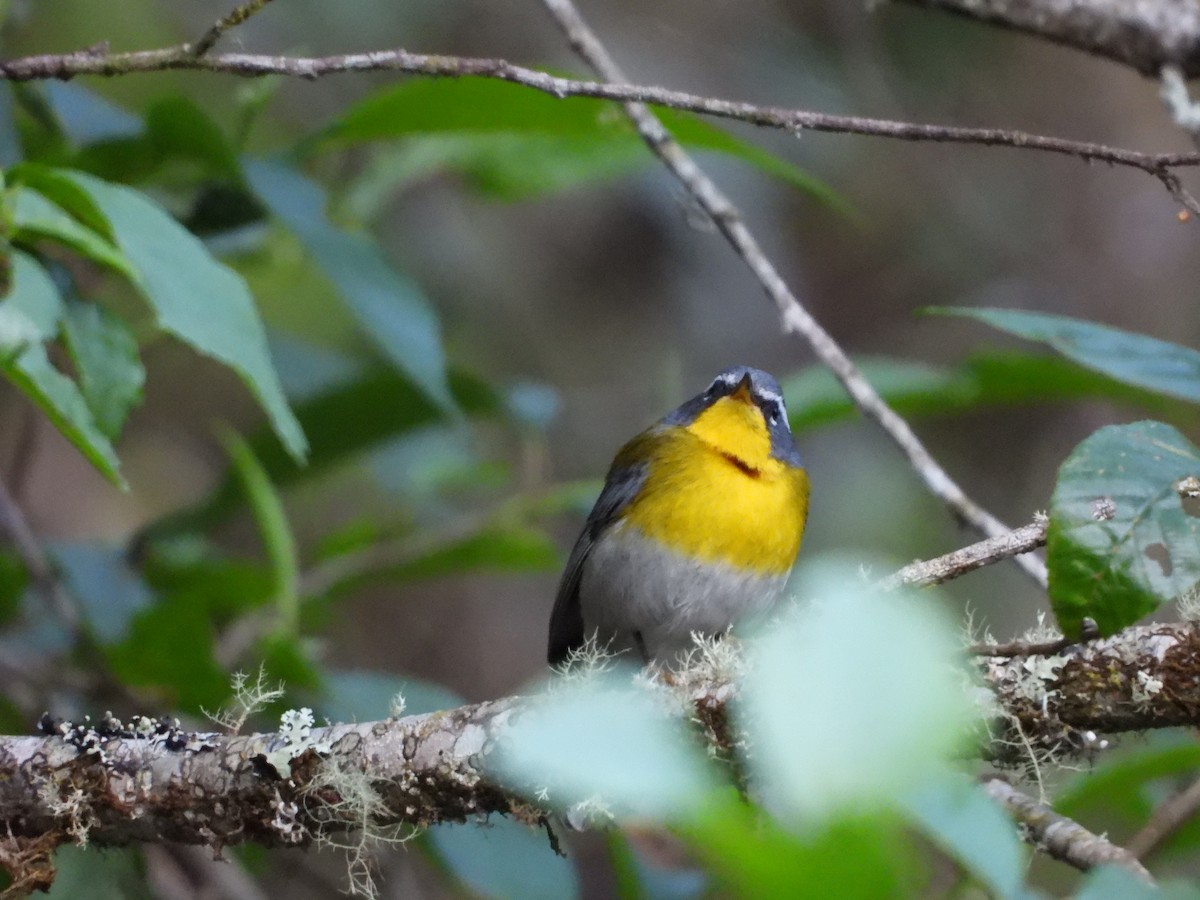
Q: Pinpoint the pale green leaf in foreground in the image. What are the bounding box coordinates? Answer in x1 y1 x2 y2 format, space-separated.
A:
493 668 716 819
742 556 974 825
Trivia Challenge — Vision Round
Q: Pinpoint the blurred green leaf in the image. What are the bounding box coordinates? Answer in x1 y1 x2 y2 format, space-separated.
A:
245 159 455 413
323 78 841 206
683 799 918 900
61 299 144 439
330 525 559 598
428 818 579 900
71 95 243 186
46 845 150 900
9 185 136 278
136 366 497 547
1074 866 1152 900
0 251 122 486
9 162 117 239
0 550 26 626
107 591 229 713
62 170 307 462
932 308 1200 404
319 669 464 721
783 352 1189 434
1047 421 1200 637
1056 736 1200 821
494 668 717 818
222 429 299 638
2 248 62 337
42 82 141 146
742 556 973 825
143 96 243 181
51 542 154 645
902 776 1026 899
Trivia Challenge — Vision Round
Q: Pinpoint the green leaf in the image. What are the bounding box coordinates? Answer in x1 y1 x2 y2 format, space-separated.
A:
428 819 580 900
741 556 973 824
9 186 136 279
682 799 917 900
221 429 299 638
1047 421 1200 637
135 366 498 546
2 248 62 337
245 159 455 413
107 591 229 713
782 353 1190 434
931 307 1200 405
0 252 122 486
60 300 144 439
46 846 149 900
323 78 840 206
60 170 307 462
1056 735 1200 823
9 162 117 239
902 776 1026 899
1075 866 1200 900
493 668 718 819
328 525 559 598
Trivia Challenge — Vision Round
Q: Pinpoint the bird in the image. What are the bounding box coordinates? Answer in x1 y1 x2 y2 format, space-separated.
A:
548 365 809 666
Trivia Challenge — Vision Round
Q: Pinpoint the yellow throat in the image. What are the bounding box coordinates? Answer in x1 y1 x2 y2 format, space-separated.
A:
623 389 810 575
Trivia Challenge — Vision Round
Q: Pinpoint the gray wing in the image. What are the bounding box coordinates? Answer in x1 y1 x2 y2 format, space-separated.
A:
547 459 648 666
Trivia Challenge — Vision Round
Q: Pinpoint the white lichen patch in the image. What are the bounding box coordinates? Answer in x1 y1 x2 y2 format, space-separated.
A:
263 708 333 776
1131 670 1165 703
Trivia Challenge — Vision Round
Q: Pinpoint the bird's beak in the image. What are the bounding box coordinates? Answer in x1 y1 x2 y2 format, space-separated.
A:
731 372 753 404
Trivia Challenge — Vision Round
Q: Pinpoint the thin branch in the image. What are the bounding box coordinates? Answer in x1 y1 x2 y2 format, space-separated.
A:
0 45 1195 192
881 516 1047 590
1126 774 1200 860
969 635 1073 657
191 0 275 58
981 778 1154 882
894 0 1200 79
536 0 1047 585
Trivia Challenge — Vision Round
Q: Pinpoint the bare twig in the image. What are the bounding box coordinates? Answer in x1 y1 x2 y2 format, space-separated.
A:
0 44 1194 200
191 0 275 58
882 516 1048 590
536 0 1048 585
895 0 1200 79
982 777 1154 881
969 635 1074 657
1126 774 1200 860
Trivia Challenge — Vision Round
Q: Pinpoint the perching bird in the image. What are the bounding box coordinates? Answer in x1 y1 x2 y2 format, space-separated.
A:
548 366 809 666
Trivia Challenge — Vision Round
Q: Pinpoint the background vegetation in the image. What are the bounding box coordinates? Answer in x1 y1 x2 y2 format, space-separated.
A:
3 0 1200 897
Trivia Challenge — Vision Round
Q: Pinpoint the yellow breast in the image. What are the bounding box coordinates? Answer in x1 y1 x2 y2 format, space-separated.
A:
621 397 809 575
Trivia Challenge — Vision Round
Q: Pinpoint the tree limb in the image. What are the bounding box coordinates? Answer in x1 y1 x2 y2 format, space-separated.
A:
0 45 1194 205
981 777 1154 882
881 515 1048 590
0 613 1198 857
894 0 1200 78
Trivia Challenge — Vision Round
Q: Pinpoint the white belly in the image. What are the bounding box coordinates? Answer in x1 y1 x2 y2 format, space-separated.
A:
579 522 787 663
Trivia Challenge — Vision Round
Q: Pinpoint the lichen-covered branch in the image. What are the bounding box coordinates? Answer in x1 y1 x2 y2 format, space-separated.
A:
981 778 1154 881
981 622 1200 758
0 699 524 852
895 0 1200 78
2 618 1199 858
